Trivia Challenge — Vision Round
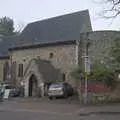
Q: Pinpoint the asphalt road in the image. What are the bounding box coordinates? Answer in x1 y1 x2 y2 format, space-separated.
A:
0 108 120 120
0 99 120 120
0 108 81 120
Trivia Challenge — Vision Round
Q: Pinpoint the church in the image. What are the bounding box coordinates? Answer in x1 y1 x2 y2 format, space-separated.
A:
0 10 120 97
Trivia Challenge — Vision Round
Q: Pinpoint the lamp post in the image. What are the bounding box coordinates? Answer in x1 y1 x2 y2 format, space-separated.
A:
84 56 89 104
83 39 91 104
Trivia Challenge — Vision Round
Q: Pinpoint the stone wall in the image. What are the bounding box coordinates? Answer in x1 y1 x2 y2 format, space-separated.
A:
78 31 120 103
10 44 78 87
80 31 120 66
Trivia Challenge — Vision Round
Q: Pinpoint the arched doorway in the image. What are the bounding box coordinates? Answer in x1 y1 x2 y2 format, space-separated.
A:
29 74 38 97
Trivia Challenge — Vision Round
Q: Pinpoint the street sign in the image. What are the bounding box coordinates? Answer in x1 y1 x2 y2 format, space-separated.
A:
4 89 10 99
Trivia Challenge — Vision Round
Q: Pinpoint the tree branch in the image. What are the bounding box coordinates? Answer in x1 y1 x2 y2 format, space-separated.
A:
96 0 120 18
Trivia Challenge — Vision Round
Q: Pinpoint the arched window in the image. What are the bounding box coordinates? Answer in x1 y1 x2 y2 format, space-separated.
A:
3 61 10 82
18 63 23 77
49 52 54 59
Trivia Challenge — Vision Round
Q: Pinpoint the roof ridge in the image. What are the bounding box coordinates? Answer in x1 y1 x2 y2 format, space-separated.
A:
26 9 89 26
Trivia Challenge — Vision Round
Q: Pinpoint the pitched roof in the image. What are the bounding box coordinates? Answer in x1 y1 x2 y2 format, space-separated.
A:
16 9 92 46
24 58 62 83
0 35 19 57
0 10 92 56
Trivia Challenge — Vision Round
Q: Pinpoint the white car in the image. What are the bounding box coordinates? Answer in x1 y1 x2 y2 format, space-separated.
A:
48 82 74 99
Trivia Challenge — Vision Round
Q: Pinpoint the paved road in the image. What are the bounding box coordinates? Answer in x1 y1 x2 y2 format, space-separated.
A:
0 109 80 120
0 99 120 120
0 99 81 120
1 108 120 120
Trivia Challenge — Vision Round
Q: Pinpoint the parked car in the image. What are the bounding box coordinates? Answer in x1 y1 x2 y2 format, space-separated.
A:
48 82 74 99
3 84 15 97
3 84 20 97
13 87 21 97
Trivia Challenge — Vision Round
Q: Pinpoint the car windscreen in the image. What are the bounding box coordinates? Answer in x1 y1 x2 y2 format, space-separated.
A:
50 84 63 88
5 86 13 89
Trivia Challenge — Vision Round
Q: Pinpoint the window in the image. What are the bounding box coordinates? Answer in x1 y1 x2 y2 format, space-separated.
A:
18 64 23 77
23 59 26 62
49 52 54 59
3 61 10 81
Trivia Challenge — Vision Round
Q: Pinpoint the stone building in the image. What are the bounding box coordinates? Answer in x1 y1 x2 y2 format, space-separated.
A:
0 9 120 97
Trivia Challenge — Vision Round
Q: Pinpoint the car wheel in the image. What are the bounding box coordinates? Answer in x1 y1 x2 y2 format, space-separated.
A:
49 96 53 100
64 92 68 98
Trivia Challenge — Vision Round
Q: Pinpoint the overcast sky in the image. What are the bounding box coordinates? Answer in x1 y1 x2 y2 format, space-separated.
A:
0 0 120 31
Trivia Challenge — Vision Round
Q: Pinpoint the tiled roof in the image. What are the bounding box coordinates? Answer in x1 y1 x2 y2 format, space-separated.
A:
0 10 92 56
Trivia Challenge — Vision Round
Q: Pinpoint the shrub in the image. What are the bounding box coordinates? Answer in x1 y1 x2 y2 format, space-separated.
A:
71 63 116 87
88 63 116 86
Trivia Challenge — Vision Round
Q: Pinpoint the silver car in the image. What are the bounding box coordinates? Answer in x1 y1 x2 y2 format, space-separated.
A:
48 82 73 99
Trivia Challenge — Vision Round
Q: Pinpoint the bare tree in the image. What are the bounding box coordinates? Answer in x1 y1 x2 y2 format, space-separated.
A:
94 0 120 18
15 22 25 34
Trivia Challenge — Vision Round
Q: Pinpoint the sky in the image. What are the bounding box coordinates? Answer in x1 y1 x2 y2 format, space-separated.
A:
0 0 120 31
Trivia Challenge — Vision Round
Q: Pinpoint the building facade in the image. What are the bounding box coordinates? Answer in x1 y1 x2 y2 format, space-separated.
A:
0 10 119 97
9 41 78 96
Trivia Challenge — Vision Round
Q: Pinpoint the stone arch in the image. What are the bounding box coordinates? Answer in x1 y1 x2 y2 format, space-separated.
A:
24 70 44 97
28 74 38 97
23 58 62 97
23 59 44 97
